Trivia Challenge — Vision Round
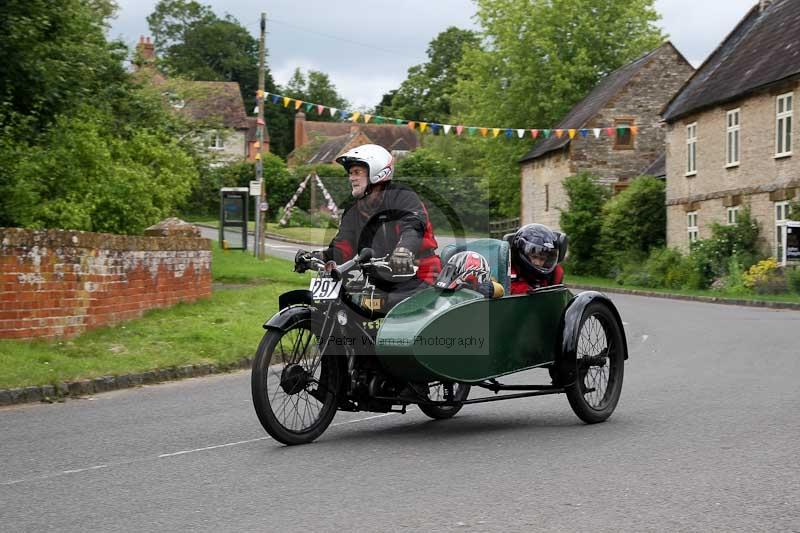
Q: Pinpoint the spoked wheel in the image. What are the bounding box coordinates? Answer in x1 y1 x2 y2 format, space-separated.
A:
418 382 471 420
565 302 625 424
251 320 341 445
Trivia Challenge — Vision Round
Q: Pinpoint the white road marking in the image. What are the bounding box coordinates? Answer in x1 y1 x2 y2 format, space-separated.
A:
1 410 410 486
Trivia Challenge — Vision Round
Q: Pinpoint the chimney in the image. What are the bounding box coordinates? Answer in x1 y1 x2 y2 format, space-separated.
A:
134 36 156 70
294 111 307 150
759 0 774 12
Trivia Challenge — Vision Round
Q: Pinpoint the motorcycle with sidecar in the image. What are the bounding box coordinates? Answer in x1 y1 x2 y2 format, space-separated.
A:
251 237 628 445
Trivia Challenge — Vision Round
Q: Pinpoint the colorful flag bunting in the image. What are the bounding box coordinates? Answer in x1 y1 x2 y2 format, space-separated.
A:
631 126 639 135
605 128 614 136
395 119 404 125
253 105 259 114
543 129 551 138
304 102 313 112
408 121 416 130
351 111 361 122
480 128 488 137
317 104 324 114
253 140 260 149
531 129 539 139
294 99 303 110
568 129 577 139
456 125 465 136
329 107 338 117
505 129 513 138
364 114 372 123
282 97 290 107
430 123 439 134
468 127 477 136
271 95 280 104
256 90 264 99
492 128 500 137
517 129 525 138
444 125 452 135
420 122 428 133
593 128 601 139
256 118 265 126
374 117 384 124
579 129 588 138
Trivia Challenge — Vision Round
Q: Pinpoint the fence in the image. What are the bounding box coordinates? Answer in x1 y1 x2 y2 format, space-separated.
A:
489 217 520 239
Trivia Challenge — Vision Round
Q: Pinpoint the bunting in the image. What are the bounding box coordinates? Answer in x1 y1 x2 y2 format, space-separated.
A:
258 90 645 141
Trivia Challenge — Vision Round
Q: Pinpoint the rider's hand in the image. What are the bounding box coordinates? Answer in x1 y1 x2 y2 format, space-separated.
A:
390 247 414 274
294 249 313 273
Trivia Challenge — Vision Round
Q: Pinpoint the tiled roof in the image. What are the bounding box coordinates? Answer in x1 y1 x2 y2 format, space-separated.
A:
642 153 666 178
519 44 672 163
663 0 800 122
301 122 420 164
172 81 249 130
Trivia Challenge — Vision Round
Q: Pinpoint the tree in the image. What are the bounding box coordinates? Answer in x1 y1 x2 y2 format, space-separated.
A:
559 173 610 275
377 27 479 122
452 0 664 217
283 68 349 123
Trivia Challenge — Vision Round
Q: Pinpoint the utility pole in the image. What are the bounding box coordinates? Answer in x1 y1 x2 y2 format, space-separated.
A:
255 12 267 259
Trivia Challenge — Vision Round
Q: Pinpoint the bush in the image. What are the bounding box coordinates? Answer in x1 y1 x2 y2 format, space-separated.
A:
742 258 782 293
560 173 610 275
615 247 698 290
278 207 338 229
598 176 665 274
716 257 750 295
688 209 761 288
787 267 800 294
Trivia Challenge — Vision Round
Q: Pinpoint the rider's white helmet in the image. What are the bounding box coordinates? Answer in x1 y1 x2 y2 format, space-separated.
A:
335 144 394 185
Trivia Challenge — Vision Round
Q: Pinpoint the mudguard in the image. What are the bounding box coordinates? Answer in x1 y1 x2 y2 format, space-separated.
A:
278 290 314 310
555 291 628 385
263 303 320 332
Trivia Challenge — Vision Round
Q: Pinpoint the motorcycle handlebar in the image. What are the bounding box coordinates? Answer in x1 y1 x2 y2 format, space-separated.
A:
331 248 374 281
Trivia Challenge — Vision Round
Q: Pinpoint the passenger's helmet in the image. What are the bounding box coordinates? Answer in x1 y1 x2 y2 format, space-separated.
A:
435 251 491 291
511 223 559 277
335 144 394 184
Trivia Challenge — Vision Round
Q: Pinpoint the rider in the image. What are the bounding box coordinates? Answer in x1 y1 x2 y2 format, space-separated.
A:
295 144 441 296
509 223 564 294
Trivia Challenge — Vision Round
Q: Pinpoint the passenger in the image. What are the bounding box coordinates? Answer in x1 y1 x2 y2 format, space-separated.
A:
294 144 441 303
509 223 564 295
435 251 504 298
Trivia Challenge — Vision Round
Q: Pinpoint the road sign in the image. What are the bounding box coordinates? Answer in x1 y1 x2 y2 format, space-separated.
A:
249 180 261 197
259 201 269 212
786 222 800 262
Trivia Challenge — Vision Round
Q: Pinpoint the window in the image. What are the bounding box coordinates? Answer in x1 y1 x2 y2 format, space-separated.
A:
208 130 224 150
776 201 791 261
545 184 550 212
726 109 740 166
686 123 697 175
726 206 740 225
687 211 699 243
776 92 793 157
614 119 634 149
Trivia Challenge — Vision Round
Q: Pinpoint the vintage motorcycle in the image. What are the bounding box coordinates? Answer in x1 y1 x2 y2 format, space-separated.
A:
251 238 628 446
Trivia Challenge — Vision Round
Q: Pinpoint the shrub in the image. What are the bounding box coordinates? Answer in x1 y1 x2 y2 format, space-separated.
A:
560 173 610 275
615 247 698 290
742 258 780 291
787 267 800 294
716 257 750 295
278 207 338 229
598 176 666 274
688 209 762 288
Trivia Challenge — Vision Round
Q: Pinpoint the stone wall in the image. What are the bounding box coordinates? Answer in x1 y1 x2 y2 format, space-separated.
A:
0 222 211 340
665 79 799 252
520 149 572 231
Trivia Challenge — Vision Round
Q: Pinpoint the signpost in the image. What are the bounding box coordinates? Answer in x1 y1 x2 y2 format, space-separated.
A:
785 221 800 263
250 180 261 257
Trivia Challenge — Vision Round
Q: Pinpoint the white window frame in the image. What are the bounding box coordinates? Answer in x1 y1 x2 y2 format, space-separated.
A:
686 123 697 176
726 109 740 167
726 206 740 226
687 211 699 243
776 201 791 262
208 130 224 151
775 92 793 157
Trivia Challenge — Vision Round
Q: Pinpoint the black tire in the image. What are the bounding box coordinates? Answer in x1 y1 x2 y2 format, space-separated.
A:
565 302 625 424
251 320 341 445
418 382 471 420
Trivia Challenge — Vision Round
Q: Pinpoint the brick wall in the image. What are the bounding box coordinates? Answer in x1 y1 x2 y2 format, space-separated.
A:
0 224 212 340
665 80 799 252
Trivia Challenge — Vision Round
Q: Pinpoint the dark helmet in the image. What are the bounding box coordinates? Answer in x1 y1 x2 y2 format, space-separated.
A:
511 223 559 277
435 251 491 291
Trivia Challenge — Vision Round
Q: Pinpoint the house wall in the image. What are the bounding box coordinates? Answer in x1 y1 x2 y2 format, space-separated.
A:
0 226 211 340
520 149 571 231
665 80 799 253
210 129 247 161
521 44 694 229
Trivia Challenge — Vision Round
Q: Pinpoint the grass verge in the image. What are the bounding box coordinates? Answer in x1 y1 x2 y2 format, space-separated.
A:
0 243 313 390
568 274 800 304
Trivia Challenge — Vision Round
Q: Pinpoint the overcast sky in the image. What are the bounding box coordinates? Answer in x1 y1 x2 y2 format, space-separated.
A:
108 0 758 110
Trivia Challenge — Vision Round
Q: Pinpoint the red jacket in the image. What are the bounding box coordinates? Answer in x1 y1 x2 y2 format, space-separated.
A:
510 264 564 295
324 182 441 284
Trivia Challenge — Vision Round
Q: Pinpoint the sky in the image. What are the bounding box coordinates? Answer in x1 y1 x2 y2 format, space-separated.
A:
108 0 759 111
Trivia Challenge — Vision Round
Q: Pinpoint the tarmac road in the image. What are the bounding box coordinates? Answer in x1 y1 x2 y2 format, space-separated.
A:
2 294 799 532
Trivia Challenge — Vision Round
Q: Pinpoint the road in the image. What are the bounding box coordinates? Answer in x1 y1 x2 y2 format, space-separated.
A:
2 294 799 531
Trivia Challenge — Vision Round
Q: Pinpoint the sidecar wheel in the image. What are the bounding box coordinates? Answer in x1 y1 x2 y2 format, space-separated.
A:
251 321 341 445
418 382 471 420
565 302 625 424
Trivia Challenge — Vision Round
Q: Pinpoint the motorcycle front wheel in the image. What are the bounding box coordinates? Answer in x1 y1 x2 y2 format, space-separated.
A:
251 320 341 445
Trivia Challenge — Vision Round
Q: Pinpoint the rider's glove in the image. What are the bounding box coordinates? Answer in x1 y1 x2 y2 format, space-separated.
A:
294 249 322 273
390 246 414 274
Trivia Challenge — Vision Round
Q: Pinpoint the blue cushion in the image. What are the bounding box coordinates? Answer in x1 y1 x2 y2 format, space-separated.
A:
440 238 511 294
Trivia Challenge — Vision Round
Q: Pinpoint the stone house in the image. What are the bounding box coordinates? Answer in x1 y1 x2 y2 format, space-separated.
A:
133 37 258 163
518 42 695 231
662 0 799 261
289 111 420 167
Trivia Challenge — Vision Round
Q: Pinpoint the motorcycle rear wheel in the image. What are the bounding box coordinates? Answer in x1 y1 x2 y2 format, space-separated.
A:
251 321 341 445
418 382 471 420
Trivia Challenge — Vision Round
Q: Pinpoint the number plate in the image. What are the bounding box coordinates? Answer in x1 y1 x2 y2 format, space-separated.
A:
309 276 342 300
